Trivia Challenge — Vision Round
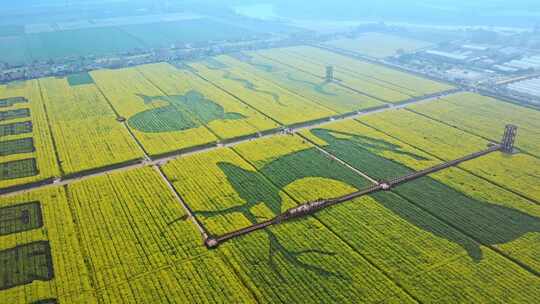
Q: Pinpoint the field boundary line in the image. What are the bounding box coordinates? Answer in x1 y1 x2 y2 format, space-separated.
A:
92 79 151 159
298 133 379 184
153 165 211 243
36 79 64 176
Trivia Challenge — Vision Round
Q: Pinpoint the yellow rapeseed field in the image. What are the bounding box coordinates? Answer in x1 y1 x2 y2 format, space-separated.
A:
259 47 453 103
409 92 540 157
0 187 97 304
38 77 143 175
359 109 540 206
189 59 336 125
220 53 385 114
91 68 218 156
136 63 280 139
66 167 254 302
0 80 60 190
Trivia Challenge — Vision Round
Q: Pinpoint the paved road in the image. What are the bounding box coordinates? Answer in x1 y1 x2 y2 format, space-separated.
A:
0 88 462 198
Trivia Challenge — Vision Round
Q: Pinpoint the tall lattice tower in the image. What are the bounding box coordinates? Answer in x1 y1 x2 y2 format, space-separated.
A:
501 124 518 153
326 66 334 82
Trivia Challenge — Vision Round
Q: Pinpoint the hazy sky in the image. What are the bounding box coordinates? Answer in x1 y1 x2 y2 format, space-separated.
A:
3 1 540 27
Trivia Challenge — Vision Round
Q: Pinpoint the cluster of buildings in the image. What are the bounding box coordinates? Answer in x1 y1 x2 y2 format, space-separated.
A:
394 40 540 85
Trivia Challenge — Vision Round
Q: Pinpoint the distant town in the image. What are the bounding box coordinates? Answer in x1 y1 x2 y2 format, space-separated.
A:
2 22 540 110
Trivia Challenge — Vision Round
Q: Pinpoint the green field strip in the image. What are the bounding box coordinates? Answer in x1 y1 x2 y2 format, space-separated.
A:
0 121 32 138
0 108 30 122
0 201 42 236
0 241 54 291
0 158 38 181
0 137 35 156
0 97 28 108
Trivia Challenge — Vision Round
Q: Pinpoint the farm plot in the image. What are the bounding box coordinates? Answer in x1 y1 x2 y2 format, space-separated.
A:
259 46 452 102
0 201 42 236
236 128 540 302
137 63 280 141
0 108 29 121
323 32 432 58
24 27 145 62
218 53 385 114
359 109 540 202
65 167 254 303
409 92 540 157
0 96 28 108
39 77 143 175
0 187 97 304
0 121 32 137
162 142 414 303
0 241 53 291
0 138 34 156
0 81 59 190
91 67 218 156
188 58 336 125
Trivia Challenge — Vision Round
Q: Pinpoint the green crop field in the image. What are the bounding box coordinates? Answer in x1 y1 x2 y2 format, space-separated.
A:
0 201 42 236
0 18 265 66
0 43 539 304
0 137 34 156
0 121 32 137
0 97 28 108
